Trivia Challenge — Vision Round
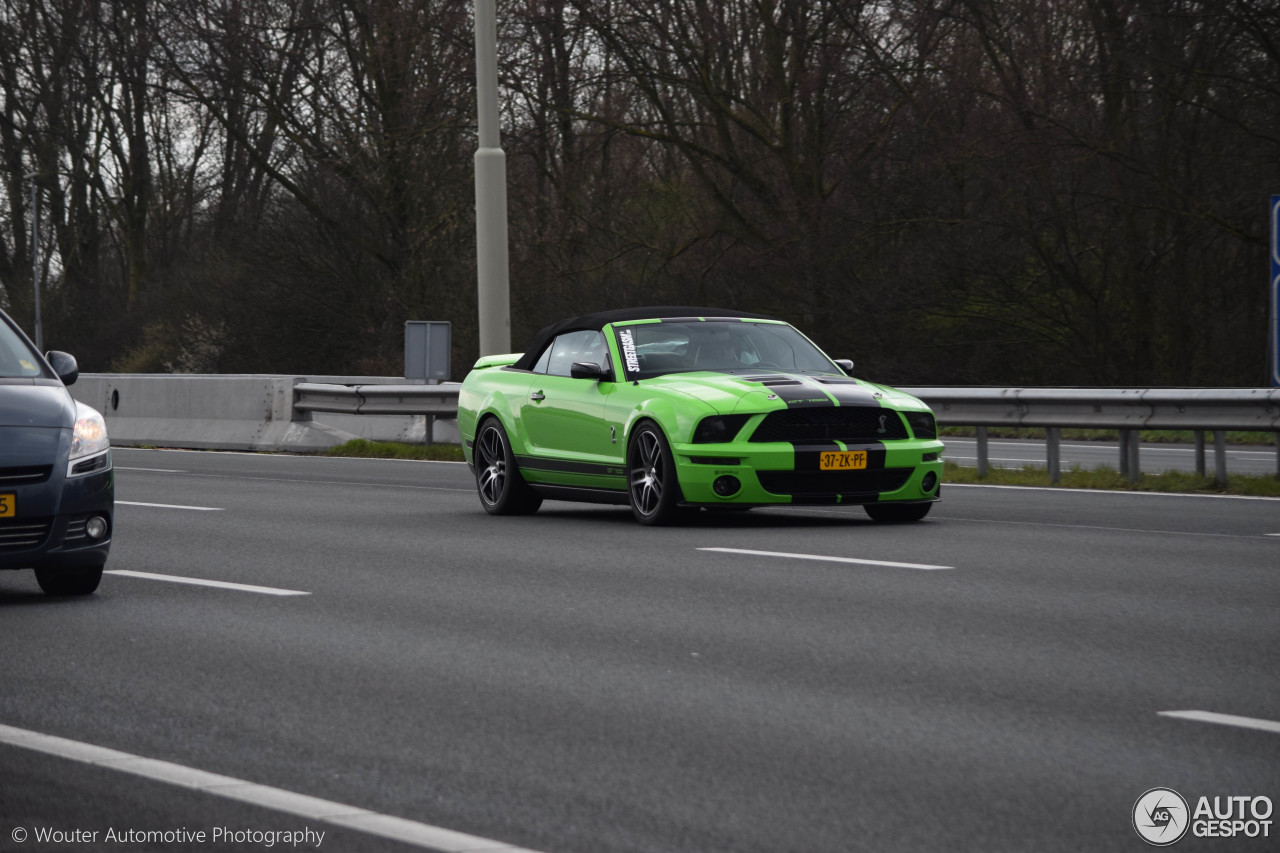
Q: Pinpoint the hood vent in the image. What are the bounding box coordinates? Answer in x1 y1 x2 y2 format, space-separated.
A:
745 376 803 386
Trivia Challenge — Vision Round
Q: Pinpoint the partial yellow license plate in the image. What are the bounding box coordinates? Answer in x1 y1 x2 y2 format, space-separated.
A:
0 493 13 518
819 451 867 471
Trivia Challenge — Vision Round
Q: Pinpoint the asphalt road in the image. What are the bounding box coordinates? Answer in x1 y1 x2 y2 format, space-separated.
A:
1 449 1277 853
944 436 1279 477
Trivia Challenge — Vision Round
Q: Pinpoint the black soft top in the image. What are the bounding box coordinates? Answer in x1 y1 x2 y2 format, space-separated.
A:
512 306 778 371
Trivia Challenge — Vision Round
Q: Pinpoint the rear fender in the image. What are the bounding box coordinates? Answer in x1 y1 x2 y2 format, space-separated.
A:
472 392 526 457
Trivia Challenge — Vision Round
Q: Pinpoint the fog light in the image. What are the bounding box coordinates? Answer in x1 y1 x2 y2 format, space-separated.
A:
921 472 938 493
712 476 741 497
85 516 109 540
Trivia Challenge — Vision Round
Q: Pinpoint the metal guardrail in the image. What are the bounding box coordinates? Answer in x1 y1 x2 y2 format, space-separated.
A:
294 382 461 444
899 387 1280 431
292 382 1279 485
901 387 1280 485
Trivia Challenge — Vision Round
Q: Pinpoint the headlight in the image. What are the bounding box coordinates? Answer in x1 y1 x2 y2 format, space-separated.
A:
692 415 752 444
70 402 110 462
905 411 937 440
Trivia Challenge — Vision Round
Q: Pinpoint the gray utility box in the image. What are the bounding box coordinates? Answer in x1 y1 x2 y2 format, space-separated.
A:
404 321 451 383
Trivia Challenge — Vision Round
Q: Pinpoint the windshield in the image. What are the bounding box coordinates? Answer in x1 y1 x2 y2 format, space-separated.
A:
0 315 47 379
613 320 838 379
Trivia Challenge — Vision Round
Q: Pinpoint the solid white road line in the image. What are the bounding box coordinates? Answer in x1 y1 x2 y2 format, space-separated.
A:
0 724 545 853
945 483 1280 501
105 570 309 597
1158 710 1280 735
116 501 223 511
698 547 953 571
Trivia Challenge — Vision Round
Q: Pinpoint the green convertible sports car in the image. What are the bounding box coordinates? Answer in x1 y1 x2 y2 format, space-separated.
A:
458 307 943 525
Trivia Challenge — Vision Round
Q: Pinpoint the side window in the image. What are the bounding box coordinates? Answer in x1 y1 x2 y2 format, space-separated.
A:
531 345 553 374
546 330 608 378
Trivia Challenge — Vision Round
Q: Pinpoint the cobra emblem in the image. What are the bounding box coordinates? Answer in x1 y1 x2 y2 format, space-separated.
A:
877 414 888 434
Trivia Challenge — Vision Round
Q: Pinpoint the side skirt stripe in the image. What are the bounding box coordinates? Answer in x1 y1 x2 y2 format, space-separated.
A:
514 454 625 478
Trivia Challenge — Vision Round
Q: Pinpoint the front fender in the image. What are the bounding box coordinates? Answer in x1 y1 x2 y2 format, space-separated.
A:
620 392 715 447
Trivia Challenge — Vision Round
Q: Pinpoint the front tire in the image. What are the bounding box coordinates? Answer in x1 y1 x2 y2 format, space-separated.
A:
627 422 683 525
35 565 104 596
864 502 932 523
473 417 542 515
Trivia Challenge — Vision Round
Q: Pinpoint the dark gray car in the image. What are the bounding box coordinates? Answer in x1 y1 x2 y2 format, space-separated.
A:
0 308 113 595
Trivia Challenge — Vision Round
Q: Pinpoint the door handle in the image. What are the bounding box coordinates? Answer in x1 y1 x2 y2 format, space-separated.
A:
530 391 545 401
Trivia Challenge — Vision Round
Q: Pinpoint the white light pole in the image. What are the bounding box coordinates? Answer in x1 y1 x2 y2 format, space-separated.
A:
31 180 42 351
473 0 511 355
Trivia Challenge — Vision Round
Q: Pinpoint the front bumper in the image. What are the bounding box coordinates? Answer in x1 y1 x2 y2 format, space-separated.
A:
0 460 114 571
673 439 944 506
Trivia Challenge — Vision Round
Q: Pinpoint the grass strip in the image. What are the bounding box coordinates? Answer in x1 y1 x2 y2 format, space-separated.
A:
322 438 466 462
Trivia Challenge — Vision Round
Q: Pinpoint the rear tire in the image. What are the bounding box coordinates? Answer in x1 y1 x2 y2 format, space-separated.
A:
864 502 932 523
35 565 104 596
473 417 542 515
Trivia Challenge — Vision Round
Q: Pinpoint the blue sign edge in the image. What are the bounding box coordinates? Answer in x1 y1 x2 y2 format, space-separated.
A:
1273 196 1280 386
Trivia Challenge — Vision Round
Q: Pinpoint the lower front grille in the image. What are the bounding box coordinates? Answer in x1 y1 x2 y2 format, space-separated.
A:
63 517 89 544
758 468 913 497
0 518 52 551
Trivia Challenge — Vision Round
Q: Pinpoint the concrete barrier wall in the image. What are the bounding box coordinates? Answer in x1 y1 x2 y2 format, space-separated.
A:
70 374 460 453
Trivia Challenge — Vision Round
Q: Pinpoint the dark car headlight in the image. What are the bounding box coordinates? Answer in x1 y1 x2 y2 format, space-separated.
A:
692 415 752 444
905 411 937 440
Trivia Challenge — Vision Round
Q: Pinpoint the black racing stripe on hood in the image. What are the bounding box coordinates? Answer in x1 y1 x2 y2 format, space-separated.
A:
820 382 883 407
748 376 835 408
740 373 884 408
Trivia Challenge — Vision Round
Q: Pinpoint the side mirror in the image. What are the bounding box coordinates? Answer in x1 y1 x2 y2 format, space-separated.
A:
833 359 854 376
46 351 79 386
570 361 609 381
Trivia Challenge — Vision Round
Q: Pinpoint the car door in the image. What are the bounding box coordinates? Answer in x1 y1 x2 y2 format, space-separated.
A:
519 330 617 466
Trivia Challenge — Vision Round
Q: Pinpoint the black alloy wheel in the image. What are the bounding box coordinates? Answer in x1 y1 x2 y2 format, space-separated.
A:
474 418 542 515
627 422 683 525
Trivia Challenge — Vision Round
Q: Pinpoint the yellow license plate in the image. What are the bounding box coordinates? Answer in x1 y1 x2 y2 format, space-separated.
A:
0 493 13 518
819 451 867 471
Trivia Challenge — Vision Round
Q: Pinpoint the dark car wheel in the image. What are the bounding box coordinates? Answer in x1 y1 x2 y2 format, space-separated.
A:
35 565 104 596
628 422 684 525
474 417 542 515
864 502 932 523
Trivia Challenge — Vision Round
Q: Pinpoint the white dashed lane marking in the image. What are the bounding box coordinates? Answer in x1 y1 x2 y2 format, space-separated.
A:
0 724 545 852
105 571 309 597
698 547 953 571
117 501 223 511
1159 711 1280 735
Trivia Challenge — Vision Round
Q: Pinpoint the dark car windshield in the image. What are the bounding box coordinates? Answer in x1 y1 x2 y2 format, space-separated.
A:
613 320 838 379
0 315 47 379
